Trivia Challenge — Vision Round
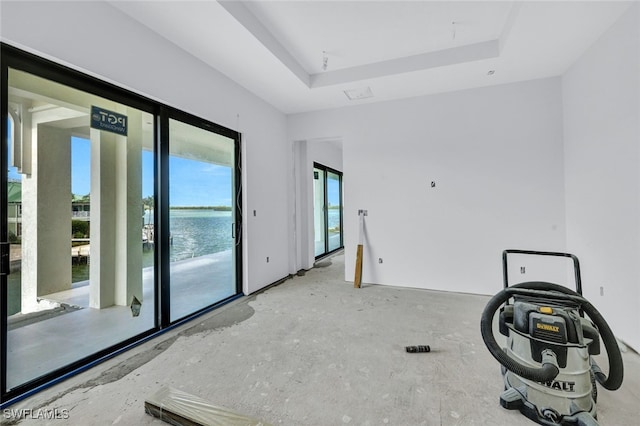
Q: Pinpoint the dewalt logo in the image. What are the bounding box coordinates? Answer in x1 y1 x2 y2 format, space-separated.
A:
540 380 576 392
536 323 560 333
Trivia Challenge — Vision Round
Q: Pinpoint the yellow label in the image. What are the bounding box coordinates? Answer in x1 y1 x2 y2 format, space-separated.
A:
536 323 559 333
539 306 553 314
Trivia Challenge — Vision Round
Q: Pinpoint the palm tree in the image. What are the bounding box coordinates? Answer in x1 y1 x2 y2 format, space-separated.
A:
142 195 154 210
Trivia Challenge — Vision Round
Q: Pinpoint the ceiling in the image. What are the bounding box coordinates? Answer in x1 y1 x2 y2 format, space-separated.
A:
109 1 633 114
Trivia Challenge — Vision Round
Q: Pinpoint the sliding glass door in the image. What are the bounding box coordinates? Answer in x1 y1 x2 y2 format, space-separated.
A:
3 67 156 391
168 118 238 322
326 170 342 252
313 163 343 258
1 44 242 404
313 167 326 257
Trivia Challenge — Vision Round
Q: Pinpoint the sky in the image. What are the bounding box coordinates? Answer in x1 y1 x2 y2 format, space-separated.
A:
7 119 20 181
71 137 91 195
75 137 232 206
169 155 232 207
8 133 234 207
326 178 341 207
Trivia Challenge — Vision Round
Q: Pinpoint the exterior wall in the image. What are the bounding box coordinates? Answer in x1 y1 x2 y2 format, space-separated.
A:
563 4 640 351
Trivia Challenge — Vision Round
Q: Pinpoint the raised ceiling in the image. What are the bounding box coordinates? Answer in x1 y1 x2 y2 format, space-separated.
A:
110 1 633 114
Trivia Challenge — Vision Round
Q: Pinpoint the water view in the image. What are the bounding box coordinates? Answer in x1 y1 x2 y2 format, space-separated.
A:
169 208 233 262
7 208 233 316
327 208 340 231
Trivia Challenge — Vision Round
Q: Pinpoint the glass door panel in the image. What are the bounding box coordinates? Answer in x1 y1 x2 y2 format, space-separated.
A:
314 164 343 258
313 167 326 257
5 68 155 390
327 171 342 252
169 119 236 322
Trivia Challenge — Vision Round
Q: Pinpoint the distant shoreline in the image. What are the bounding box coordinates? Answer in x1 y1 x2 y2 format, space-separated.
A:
170 206 232 211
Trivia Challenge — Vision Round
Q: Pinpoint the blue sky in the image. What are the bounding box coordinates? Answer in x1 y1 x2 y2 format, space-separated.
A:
71 137 91 195
73 137 232 206
169 155 232 207
9 133 233 207
327 178 341 207
8 166 20 181
7 119 20 181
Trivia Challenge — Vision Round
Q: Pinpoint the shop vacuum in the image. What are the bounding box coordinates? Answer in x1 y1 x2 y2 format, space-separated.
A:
480 250 624 426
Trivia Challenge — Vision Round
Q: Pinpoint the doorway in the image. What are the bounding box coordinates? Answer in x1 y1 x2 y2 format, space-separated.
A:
313 163 343 258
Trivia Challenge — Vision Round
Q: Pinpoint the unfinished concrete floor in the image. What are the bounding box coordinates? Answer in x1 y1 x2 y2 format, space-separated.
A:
6 252 639 425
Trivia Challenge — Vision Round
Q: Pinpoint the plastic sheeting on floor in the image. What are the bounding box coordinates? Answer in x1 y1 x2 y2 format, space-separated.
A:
145 386 271 426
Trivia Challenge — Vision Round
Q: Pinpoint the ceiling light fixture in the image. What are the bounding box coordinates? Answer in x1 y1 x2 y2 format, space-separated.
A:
344 87 374 101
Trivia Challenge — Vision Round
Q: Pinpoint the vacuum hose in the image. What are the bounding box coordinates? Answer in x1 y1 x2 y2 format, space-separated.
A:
480 281 624 390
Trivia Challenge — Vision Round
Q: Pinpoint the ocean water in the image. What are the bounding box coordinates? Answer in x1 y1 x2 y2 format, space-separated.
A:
169 209 233 262
7 209 233 316
327 208 341 229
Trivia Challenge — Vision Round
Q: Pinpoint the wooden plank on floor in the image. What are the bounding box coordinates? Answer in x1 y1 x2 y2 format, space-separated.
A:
354 244 363 288
145 387 271 426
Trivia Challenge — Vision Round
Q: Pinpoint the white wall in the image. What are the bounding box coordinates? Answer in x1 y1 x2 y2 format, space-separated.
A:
308 140 343 173
563 4 640 351
0 1 290 295
4 1 636 351
289 77 566 295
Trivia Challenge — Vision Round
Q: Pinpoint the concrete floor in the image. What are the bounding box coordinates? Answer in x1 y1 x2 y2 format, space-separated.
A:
6 251 234 388
5 252 639 425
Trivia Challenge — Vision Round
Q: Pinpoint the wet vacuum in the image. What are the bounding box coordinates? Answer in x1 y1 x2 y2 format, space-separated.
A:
480 250 623 426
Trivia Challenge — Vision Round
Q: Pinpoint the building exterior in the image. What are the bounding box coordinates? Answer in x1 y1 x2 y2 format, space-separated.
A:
6 182 91 240
71 194 90 221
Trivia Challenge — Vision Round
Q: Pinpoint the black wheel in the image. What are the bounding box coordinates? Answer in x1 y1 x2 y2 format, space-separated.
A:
590 368 598 403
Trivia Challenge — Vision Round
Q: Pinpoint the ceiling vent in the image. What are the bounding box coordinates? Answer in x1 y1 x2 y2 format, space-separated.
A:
344 87 374 101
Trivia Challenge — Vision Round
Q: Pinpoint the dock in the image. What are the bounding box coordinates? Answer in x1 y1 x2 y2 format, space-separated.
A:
8 231 155 271
143 224 155 251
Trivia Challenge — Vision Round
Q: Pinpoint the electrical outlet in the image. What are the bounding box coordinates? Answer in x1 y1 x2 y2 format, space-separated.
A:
378 258 383 264
431 181 436 188
520 266 526 274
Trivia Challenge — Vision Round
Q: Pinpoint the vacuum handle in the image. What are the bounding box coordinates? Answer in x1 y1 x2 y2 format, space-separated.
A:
502 249 582 295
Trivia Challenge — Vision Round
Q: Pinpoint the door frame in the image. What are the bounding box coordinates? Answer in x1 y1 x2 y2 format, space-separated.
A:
0 42 243 406
313 162 343 259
